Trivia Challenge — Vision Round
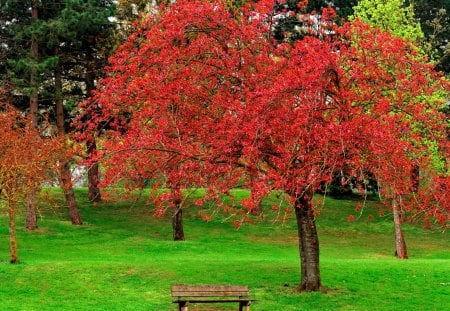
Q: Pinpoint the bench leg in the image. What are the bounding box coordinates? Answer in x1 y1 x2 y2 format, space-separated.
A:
239 301 251 311
178 301 188 311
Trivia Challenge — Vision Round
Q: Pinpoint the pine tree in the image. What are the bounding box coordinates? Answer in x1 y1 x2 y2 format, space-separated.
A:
0 0 59 229
1 0 116 222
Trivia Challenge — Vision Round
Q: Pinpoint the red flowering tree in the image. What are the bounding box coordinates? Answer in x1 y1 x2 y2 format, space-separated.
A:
338 20 449 258
0 102 61 263
79 0 448 291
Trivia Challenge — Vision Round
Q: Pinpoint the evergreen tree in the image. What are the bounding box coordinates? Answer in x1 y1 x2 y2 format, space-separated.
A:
0 0 59 228
56 0 116 203
1 0 116 222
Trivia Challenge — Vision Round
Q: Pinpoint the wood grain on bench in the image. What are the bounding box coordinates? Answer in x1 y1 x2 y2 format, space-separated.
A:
171 284 254 311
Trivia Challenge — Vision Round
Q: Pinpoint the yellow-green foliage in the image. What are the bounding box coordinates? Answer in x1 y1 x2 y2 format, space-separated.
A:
351 0 424 43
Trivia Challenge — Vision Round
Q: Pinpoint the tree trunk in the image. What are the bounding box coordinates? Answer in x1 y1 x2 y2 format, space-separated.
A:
85 49 102 202
25 0 40 231
25 189 38 230
30 0 39 128
87 138 101 202
410 164 419 193
392 196 408 259
8 200 19 264
60 162 83 225
55 52 82 225
173 204 185 241
251 198 263 216
294 190 321 291
30 0 39 124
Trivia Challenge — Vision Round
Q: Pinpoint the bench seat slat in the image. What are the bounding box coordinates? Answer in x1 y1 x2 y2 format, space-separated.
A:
172 291 249 296
172 299 254 303
171 285 254 310
171 285 249 297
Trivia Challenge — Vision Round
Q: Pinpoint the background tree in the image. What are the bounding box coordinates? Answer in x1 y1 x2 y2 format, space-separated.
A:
267 0 356 42
1 1 116 225
351 0 424 43
349 0 448 259
338 20 449 258
0 0 81 224
55 0 116 203
0 0 58 229
412 0 450 74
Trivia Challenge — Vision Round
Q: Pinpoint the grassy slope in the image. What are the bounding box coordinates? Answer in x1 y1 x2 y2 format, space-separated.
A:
0 188 449 310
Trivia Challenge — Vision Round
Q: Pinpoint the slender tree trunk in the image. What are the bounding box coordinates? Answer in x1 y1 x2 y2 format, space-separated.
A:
25 189 38 230
392 196 408 259
55 51 82 225
25 0 39 230
294 190 321 291
60 162 83 225
87 138 101 202
30 0 38 128
85 49 101 202
8 200 19 264
410 164 419 193
249 177 263 216
173 204 185 241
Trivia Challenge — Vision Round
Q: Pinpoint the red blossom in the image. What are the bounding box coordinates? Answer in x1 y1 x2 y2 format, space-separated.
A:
76 1 448 232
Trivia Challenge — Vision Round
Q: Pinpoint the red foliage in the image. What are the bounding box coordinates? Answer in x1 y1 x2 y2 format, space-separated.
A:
338 20 449 227
81 0 346 211
0 103 61 200
414 175 449 229
78 1 448 228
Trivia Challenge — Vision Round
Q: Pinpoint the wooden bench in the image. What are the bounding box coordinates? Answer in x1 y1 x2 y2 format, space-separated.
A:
171 284 255 311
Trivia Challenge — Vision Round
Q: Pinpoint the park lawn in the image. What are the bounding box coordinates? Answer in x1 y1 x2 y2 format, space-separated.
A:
0 188 449 310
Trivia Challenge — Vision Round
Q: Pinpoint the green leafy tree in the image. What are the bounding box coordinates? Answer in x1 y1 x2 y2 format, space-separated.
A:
351 0 424 43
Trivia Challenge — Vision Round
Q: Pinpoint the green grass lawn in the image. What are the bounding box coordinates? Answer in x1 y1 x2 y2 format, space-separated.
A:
0 188 449 310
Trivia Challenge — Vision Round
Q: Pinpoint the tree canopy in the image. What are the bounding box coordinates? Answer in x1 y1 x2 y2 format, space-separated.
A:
77 0 449 290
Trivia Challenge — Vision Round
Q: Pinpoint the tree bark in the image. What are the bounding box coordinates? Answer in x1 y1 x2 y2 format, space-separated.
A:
251 198 263 216
25 0 39 230
25 189 38 230
55 51 82 225
410 164 419 193
172 204 185 241
60 162 83 225
8 200 19 264
294 190 321 291
30 1 39 128
393 196 408 259
87 138 101 202
85 49 102 202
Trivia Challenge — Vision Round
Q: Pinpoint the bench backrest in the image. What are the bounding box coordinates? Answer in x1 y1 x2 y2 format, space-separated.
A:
171 285 249 297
